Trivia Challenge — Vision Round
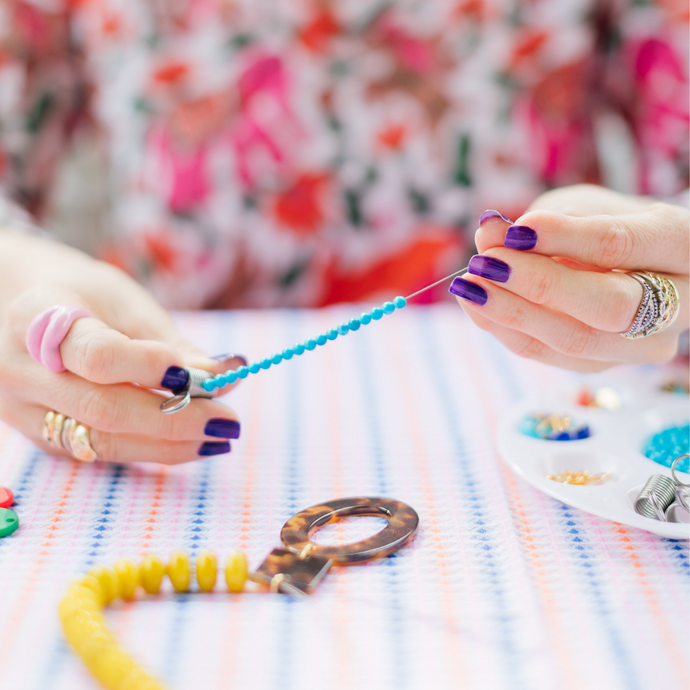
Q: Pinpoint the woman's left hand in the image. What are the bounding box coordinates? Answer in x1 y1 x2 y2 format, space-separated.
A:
450 185 689 372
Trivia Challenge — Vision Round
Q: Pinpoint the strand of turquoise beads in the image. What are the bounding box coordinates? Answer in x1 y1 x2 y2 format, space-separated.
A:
202 296 407 392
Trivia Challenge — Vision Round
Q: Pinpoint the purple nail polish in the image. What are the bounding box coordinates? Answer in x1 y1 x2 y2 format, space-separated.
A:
161 366 189 393
198 441 231 457
468 255 512 283
449 277 488 306
479 209 513 225
204 418 241 439
504 225 537 250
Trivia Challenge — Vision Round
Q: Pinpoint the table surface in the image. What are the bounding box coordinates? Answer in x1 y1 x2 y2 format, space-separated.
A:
0 305 687 690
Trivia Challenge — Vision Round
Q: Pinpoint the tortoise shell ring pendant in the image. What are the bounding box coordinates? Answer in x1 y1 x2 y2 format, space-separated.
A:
281 497 419 563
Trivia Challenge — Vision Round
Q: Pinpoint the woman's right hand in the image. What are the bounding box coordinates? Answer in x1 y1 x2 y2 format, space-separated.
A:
0 232 245 464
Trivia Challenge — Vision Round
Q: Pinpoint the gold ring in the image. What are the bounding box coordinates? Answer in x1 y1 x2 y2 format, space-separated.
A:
41 411 98 463
622 271 679 339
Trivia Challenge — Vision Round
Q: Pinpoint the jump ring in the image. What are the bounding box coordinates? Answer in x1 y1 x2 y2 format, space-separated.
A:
671 454 690 487
160 393 191 415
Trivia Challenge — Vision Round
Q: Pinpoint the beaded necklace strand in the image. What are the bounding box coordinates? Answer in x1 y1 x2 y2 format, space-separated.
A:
202 266 468 392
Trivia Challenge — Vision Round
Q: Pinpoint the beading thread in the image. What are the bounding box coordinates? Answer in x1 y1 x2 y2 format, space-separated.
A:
202 296 407 392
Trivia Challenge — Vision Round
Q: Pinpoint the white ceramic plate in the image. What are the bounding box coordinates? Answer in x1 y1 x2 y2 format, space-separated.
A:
497 371 690 539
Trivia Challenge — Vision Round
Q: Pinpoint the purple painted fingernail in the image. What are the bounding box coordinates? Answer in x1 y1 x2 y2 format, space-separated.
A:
504 225 537 250
468 255 512 283
198 441 231 457
449 277 488 306
479 209 513 225
204 418 241 439
161 366 189 393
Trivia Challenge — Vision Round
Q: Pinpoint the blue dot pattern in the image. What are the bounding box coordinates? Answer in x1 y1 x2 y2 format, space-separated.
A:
204 297 407 390
643 423 689 472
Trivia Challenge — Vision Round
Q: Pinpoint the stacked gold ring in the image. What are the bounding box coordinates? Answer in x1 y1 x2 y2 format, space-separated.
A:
42 411 98 463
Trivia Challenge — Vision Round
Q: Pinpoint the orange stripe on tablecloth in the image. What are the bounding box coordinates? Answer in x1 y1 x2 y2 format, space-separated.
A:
214 312 265 690
0 459 82 675
386 313 468 685
604 523 689 686
137 467 168 558
441 314 582 690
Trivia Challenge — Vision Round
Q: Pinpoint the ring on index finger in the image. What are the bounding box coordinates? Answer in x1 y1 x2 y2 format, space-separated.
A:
621 272 679 339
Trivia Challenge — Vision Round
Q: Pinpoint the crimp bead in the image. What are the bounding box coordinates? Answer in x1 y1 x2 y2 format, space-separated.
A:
360 312 372 325
316 334 328 346
348 318 361 331
337 323 349 335
393 296 407 309
371 307 383 320
382 301 395 314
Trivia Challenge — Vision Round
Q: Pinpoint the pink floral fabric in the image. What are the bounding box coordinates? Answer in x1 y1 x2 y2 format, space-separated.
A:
0 0 688 308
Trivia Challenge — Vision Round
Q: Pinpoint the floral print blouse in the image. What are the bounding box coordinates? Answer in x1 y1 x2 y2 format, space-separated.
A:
0 0 688 308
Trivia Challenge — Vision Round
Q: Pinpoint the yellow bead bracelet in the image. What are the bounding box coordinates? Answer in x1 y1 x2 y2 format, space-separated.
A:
59 550 248 690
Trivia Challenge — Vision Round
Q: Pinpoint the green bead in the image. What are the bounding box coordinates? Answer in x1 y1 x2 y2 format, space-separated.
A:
0 508 18 538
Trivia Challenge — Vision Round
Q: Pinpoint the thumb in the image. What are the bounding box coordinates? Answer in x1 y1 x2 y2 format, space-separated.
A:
506 204 689 274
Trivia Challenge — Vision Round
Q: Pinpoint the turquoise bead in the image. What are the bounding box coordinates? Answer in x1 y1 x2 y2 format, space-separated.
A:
316 334 328 346
293 343 306 355
225 371 239 384
337 323 349 335
236 366 249 379
360 312 372 325
393 296 407 309
282 348 294 360
326 329 338 340
382 301 395 314
202 380 215 392
371 307 383 320
249 362 261 374
348 318 361 331
305 340 317 350
271 353 283 364
260 359 272 370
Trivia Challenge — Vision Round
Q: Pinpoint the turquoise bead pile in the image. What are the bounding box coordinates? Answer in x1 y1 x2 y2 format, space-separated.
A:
202 296 407 392
643 423 689 472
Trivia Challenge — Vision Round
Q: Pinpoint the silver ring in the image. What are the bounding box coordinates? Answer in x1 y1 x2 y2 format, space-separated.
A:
622 272 679 339
160 393 191 415
671 454 690 487
665 501 690 523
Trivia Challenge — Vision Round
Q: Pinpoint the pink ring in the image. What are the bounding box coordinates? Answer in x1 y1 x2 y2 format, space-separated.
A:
26 305 93 372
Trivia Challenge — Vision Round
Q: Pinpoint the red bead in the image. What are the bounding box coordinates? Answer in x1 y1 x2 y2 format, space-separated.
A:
0 487 14 509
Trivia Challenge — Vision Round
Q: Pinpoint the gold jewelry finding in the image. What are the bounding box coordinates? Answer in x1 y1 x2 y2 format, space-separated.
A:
41 411 97 463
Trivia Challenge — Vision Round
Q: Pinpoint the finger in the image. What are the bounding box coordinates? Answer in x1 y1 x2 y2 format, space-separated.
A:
475 210 513 255
60 317 182 388
7 403 231 464
449 276 681 364
457 303 617 373
12 357 242 441
467 249 645 332
503 205 690 274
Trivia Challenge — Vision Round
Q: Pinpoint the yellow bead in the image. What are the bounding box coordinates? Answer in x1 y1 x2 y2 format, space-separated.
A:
225 551 248 593
167 551 190 593
89 566 119 606
89 644 136 688
139 555 165 594
196 550 217 592
79 574 106 606
114 560 139 601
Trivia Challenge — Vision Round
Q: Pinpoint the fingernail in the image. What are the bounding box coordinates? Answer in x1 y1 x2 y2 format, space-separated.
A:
204 418 241 439
161 366 189 393
211 353 248 366
449 277 488 306
198 441 231 457
479 209 512 225
504 225 537 250
468 255 512 283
